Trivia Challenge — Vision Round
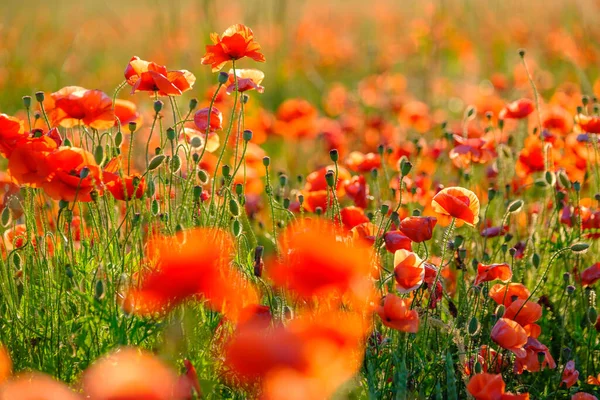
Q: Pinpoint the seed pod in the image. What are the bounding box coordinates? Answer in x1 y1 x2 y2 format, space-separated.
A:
22 96 32 109
283 198 290 209
329 149 339 162
153 100 163 113
166 127 176 141
35 91 45 102
128 121 137 132
325 170 335 187
218 71 229 84
243 129 253 141
235 183 243 196
262 156 270 167
190 136 202 148
148 155 166 171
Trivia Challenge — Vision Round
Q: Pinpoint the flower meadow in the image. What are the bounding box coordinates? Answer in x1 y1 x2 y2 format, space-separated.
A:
2 1 600 399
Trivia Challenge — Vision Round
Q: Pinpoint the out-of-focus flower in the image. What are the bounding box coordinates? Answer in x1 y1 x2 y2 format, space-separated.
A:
499 98 535 119
449 135 496 169
431 186 480 226
376 294 419 333
581 263 600 286
273 98 318 139
575 114 600 133
345 151 381 173
201 24 266 72
7 136 58 187
561 360 579 388
0 114 25 157
124 56 195 96
339 206 369 230
0 345 11 385
0 373 81 400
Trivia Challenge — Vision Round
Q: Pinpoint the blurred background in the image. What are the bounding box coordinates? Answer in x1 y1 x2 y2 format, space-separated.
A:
1 0 599 112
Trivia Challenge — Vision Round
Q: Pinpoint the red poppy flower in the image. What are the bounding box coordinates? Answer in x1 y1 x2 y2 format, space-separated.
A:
0 114 25 157
125 56 196 96
82 348 185 400
431 187 480 226
376 294 419 333
53 88 115 129
339 206 369 230
503 299 542 330
467 373 529 400
102 158 145 201
465 346 503 375
383 231 412 253
8 136 58 187
269 220 376 307
0 345 11 384
576 114 600 133
201 24 266 72
474 263 512 286
572 393 598 400
394 249 425 293
343 175 368 209
226 68 265 94
0 373 80 400
491 318 528 357
193 107 223 133
41 147 102 202
301 166 351 212
581 263 600 286
124 228 257 321
542 106 572 135
449 135 496 169
561 360 579 388
490 283 530 307
345 151 381 173
399 216 437 243
114 99 142 127
480 225 508 238
499 98 535 119
514 337 556 374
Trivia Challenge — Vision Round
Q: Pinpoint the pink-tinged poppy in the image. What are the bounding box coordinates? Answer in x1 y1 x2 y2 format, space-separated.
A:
431 186 480 226
0 373 81 400
226 68 265 94
124 56 195 96
383 231 412 253
576 114 600 133
581 263 600 286
499 98 535 120
572 393 598 400
474 263 512 286
399 216 437 243
561 360 579 388
201 24 266 72
491 318 528 357
82 348 186 399
480 225 508 238
393 249 425 293
376 294 419 333
514 337 556 374
193 107 223 133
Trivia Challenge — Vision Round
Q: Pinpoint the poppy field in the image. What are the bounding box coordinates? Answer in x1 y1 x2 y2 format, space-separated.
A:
2 0 600 398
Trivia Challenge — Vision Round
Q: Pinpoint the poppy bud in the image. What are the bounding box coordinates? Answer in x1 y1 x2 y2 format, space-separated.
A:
466 105 476 118
536 351 546 365
278 174 288 187
495 304 505 318
22 95 32 109
507 199 524 213
192 154 200 164
532 253 541 268
562 347 572 360
544 171 556 186
315 207 323 216
566 285 575 295
562 272 571 283
148 155 166 171
377 144 384 155
229 198 240 217
262 156 270 167
400 158 412 176
474 362 482 374
189 98 198 111
193 185 203 201
329 149 339 162
94 279 104 301
502 244 508 254
380 204 389 215
570 242 590 254
222 164 231 178
232 219 241 237
218 71 229 84
128 121 137 132
35 91 45 102
146 179 156 197
325 170 335 188
242 94 249 104
151 199 160 216
166 127 176 141
283 198 290 209
198 169 209 184
155 147 162 155
487 188 497 201
243 129 253 141
170 155 181 173
412 209 421 216
1 207 10 228
370 168 378 179
154 100 163 113
468 316 480 335
12 253 21 269
64 138 72 147
94 145 104 165
114 131 123 147
190 136 202 148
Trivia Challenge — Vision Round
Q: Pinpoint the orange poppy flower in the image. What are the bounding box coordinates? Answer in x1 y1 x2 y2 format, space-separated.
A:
201 24 266 72
124 228 257 320
114 99 142 128
339 206 369 230
431 186 480 226
399 216 437 243
588 374 600 385
102 158 145 201
575 114 600 133
449 135 496 169
465 346 503 375
345 151 381 173
41 147 102 202
301 165 351 212
503 299 542 330
581 263 600 286
491 318 528 357
53 88 115 130
499 98 535 120
124 56 196 96
193 107 223 133
0 345 11 385
350 221 378 247
269 219 376 307
82 348 185 400
8 136 58 187
542 106 572 135
393 249 425 293
0 373 81 400
383 231 412 253
561 360 579 388
376 294 419 333
467 373 529 400
273 98 318 139
474 263 512 286
572 393 598 400
226 68 265 94
514 337 556 374
490 283 531 307
0 114 25 157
